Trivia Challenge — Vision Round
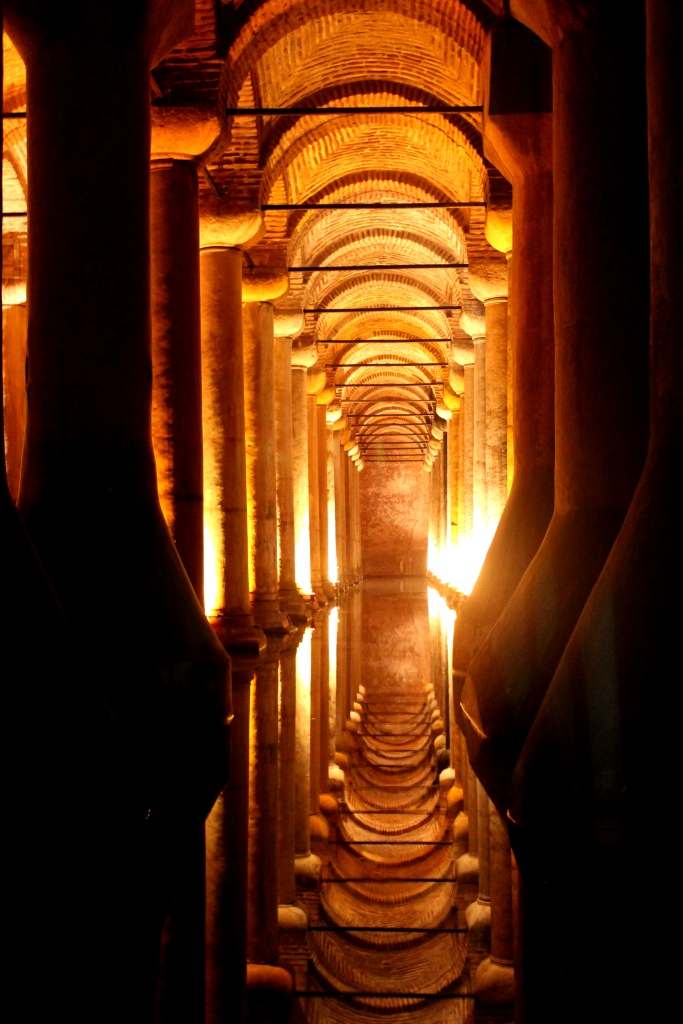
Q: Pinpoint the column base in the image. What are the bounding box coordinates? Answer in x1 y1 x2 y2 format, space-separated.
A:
465 897 491 946
329 763 345 789
294 852 321 880
322 580 336 601
474 956 514 1005
446 784 464 819
319 793 338 821
456 850 479 883
252 599 295 635
246 964 292 1024
278 587 311 626
277 903 308 932
210 614 267 657
312 585 328 606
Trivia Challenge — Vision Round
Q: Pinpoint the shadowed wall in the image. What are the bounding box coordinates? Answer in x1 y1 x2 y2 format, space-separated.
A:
360 463 429 576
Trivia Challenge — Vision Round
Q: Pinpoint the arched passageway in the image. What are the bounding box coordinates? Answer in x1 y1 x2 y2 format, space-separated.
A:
2 2 678 1023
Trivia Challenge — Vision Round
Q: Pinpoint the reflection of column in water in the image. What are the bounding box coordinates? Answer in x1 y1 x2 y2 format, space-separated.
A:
206 666 253 1024
277 636 300 907
335 602 348 749
247 642 281 964
318 613 330 798
328 607 339 775
294 630 321 878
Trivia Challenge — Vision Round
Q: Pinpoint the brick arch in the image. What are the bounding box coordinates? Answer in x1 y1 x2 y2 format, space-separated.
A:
219 0 490 113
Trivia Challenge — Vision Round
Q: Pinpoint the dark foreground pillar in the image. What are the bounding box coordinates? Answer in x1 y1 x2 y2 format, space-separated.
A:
6 5 231 1020
461 1 650 814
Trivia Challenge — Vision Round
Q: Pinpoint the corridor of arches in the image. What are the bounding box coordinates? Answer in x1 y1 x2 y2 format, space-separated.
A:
2 1 679 1023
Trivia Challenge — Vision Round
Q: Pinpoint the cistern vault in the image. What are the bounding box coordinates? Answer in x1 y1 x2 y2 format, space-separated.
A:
2 2 679 1024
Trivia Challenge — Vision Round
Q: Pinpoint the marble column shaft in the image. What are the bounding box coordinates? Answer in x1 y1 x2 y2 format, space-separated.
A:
291 366 311 596
150 159 203 600
200 246 260 649
484 297 508 530
463 367 475 542
247 643 281 964
205 667 253 1024
317 406 334 598
448 411 460 559
278 639 299 906
275 338 307 622
473 337 487 542
307 393 324 600
242 302 288 631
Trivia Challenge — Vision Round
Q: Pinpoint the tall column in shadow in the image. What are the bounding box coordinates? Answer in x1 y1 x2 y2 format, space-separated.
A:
452 18 554 699
307 365 327 604
462 1 649 816
6 6 231 1019
474 803 514 1009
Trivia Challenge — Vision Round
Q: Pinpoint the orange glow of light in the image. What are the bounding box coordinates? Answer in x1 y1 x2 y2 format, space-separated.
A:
203 521 221 617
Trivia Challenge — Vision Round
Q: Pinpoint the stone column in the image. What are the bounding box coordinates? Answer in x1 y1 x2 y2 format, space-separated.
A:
2 302 27 502
463 365 475 554
206 665 255 1024
273 311 308 625
307 365 327 604
451 17 555 702
317 403 336 600
247 638 285 965
469 264 509 538
505 6 678 1021
294 629 322 880
466 779 492 946
464 0 649 817
242 302 291 633
291 341 318 601
326 407 342 587
6 6 231 1020
199 228 265 656
334 432 348 590
277 632 308 931
472 332 488 549
447 402 461 579
474 804 515 1007
150 155 206 601
457 758 479 882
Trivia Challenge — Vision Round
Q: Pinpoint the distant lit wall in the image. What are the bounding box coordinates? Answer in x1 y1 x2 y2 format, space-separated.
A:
360 463 429 576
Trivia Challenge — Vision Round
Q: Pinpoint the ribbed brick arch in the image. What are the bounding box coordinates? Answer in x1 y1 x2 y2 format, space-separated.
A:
219 0 490 111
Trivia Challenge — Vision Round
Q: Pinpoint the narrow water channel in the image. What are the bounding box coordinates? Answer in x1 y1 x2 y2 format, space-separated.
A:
298 579 473 1024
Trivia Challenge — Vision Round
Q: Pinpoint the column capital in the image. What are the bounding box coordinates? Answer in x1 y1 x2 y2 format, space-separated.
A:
459 304 486 342
200 194 265 250
306 365 327 396
468 260 508 302
151 102 224 162
274 308 304 338
291 339 318 369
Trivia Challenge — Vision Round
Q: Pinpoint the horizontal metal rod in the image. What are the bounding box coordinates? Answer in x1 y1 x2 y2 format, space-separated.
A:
264 202 484 210
326 340 451 346
308 926 466 933
328 840 449 845
289 263 468 271
306 305 461 312
339 810 432 814
2 211 27 217
2 112 26 118
293 992 475 1000
363 459 425 462
331 366 446 370
227 105 482 115
322 877 455 883
338 382 436 388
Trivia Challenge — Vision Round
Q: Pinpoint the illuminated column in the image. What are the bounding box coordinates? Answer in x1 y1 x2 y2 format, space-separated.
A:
446 395 461 580
199 216 266 655
274 310 309 626
317 400 336 600
451 18 555 694
277 632 308 930
2 302 27 502
6 4 231 1016
457 758 479 882
469 263 509 537
334 432 348 590
326 406 342 588
291 341 317 600
242 302 290 633
460 306 488 554
463 366 475 552
247 638 285 964
307 365 327 604
294 630 321 880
